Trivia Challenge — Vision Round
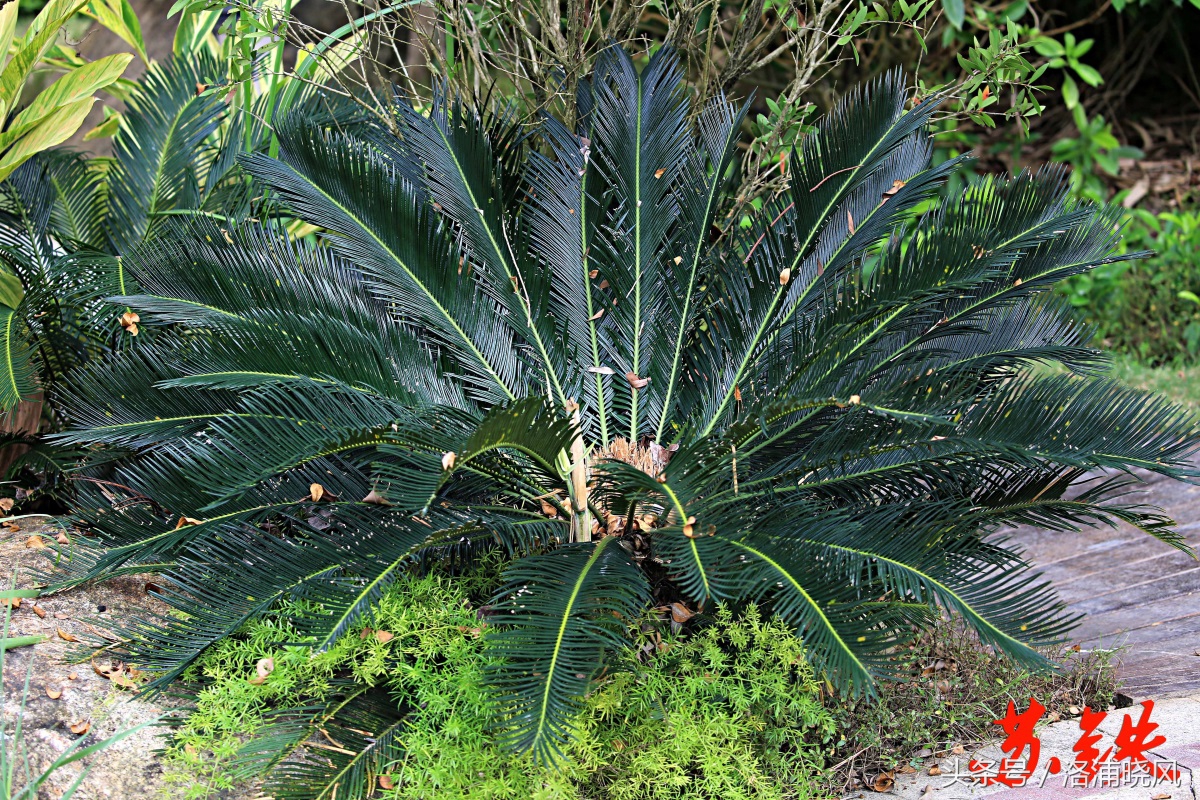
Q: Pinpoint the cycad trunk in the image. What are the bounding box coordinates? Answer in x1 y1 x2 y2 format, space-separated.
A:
0 393 42 478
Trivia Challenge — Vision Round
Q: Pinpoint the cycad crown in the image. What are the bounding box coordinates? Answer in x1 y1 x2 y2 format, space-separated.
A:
54 45 1198 773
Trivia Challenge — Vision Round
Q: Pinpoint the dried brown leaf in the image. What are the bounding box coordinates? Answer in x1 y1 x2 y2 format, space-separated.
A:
375 630 395 643
57 628 79 642
69 720 90 735
361 490 391 506
25 535 45 549
441 451 456 471
32 604 45 618
669 603 694 624
309 483 325 502
45 686 62 699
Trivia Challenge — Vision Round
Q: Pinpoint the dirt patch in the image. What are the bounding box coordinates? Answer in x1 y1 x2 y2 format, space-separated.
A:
2 522 259 799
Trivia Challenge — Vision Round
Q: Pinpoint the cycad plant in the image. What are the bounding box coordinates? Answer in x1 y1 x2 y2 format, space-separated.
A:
0 46 369 482
52 45 1198 773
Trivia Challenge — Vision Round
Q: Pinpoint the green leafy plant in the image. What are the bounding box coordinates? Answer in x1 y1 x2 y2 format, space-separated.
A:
1081 209 1200 365
0 44 369 491
163 570 832 800
49 45 1200 775
1049 106 1143 202
0 0 134 188
1031 32 1102 111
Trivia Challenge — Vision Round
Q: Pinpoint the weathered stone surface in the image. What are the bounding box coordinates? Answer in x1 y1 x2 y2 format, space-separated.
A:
2 523 261 799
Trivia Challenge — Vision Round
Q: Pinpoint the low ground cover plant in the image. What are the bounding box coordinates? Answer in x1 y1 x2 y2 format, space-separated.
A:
160 570 1119 799
163 569 834 799
826 620 1120 789
31 41 1200 797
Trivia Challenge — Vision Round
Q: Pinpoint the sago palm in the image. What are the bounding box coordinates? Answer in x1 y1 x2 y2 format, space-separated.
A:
0 52 366 480
51 45 1198 777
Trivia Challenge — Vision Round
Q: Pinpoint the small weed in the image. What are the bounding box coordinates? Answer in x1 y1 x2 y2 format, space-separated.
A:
823 619 1120 792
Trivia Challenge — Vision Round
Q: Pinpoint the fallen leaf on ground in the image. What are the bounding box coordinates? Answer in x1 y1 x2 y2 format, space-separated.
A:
0 498 12 511
24 535 44 548
951 743 964 755
928 765 942 776
67 672 77 680
53 612 68 619
309 483 324 502
3 597 18 609
379 776 396 790
1151 794 1171 800
375 630 394 643
69 720 90 735
919 786 933 800
110 673 135 689
55 532 69 544
32 604 45 618
1122 176 1150 209
871 772 894 792
45 686 62 699
57 628 79 642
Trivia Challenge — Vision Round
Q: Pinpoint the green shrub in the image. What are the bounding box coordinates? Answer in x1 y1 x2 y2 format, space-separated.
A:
1104 211 1200 366
51 42 1200 787
164 571 833 800
1062 209 1200 366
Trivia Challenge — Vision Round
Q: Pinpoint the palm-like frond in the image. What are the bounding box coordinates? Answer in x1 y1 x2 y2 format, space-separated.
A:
0 306 38 408
105 53 227 253
51 43 1200 782
486 538 648 761
261 689 407 800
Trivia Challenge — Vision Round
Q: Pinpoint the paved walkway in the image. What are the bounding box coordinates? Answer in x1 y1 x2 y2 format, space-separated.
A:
888 465 1200 800
1009 467 1200 698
